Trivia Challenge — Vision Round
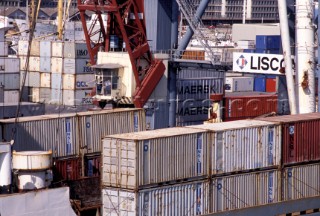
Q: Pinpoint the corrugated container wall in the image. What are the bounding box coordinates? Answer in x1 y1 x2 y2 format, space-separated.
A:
102 180 210 216
62 89 93 106
257 113 320 165
211 169 280 213
283 163 320 201
175 68 225 126
223 94 278 121
102 127 210 189
188 120 281 174
1 73 20 90
144 0 173 51
78 108 146 153
0 114 78 157
64 58 94 74
53 157 81 181
0 109 146 158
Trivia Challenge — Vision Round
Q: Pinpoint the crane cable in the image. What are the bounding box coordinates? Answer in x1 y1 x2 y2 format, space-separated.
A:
10 0 42 143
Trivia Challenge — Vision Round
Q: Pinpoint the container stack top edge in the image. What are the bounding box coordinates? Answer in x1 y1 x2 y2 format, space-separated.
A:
104 127 208 140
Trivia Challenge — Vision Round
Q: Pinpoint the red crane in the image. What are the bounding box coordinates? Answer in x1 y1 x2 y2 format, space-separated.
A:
77 0 165 108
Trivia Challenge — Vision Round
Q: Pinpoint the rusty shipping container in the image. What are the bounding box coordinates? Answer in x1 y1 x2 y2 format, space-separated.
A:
102 180 210 216
77 108 146 154
0 108 146 158
53 157 81 181
188 120 282 174
223 92 278 121
102 127 210 190
211 169 280 212
258 113 320 165
282 163 320 201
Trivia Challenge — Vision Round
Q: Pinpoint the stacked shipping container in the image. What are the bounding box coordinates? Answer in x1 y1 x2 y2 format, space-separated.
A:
101 113 320 215
0 108 146 181
18 40 95 106
1 35 20 103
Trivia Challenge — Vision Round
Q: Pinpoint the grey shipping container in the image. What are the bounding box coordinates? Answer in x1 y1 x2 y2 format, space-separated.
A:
176 99 211 125
176 78 224 101
177 68 225 80
283 163 320 201
144 100 169 130
102 180 210 216
63 42 90 59
63 58 94 74
0 108 146 158
188 120 282 174
77 108 146 153
0 113 78 157
211 169 280 212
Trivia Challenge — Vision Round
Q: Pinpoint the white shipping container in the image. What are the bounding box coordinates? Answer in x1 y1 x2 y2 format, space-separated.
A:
188 120 281 174
64 58 94 74
30 87 40 102
63 42 90 59
0 58 20 73
0 41 8 56
51 88 63 105
77 108 146 153
31 87 51 103
51 57 63 73
4 90 19 103
62 89 93 106
20 56 40 72
51 42 64 57
102 180 210 216
283 163 320 201
102 127 210 189
211 170 280 212
237 40 255 49
18 40 40 56
225 77 254 92
39 56 51 72
0 108 145 157
63 74 95 90
39 41 51 57
40 73 51 88
20 71 40 87
51 73 62 89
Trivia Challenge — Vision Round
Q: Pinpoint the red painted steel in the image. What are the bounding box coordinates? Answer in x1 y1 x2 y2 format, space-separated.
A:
53 157 82 181
223 94 278 121
258 113 320 165
77 0 165 108
266 78 277 92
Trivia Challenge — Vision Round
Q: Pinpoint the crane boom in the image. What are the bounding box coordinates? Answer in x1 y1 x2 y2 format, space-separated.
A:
77 0 165 108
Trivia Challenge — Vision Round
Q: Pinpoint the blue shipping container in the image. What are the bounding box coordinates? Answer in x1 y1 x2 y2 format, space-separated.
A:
145 100 169 130
254 75 266 92
256 35 281 49
255 49 280 54
243 49 255 53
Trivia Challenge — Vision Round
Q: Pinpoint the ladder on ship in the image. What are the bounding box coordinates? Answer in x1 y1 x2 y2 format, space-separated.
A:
175 0 221 65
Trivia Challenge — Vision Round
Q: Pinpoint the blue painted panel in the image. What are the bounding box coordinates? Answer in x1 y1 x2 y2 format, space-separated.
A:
254 76 266 92
256 35 281 49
